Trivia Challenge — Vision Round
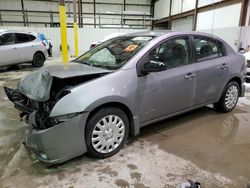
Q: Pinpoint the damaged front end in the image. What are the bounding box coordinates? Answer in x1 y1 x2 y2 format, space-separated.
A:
5 65 111 129
4 65 111 164
4 68 72 130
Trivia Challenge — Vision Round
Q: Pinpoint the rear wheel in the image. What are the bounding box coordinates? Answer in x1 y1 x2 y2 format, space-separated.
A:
32 52 45 67
85 107 129 158
214 81 239 112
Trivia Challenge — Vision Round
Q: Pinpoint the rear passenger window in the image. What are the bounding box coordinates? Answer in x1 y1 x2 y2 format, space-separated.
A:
15 33 31 43
28 34 36 41
194 36 225 62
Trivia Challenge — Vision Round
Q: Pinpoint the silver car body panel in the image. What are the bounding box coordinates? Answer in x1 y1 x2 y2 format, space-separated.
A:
5 31 246 164
26 111 89 164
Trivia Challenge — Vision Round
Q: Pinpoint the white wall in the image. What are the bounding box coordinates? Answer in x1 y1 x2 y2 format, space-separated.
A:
198 0 222 8
239 26 250 49
154 0 170 19
0 26 144 55
196 3 241 30
171 16 193 31
199 27 241 50
154 0 196 18
182 0 196 12
199 26 250 51
171 0 182 15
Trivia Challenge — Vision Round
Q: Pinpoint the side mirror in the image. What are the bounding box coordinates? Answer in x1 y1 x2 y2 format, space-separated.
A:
141 60 166 75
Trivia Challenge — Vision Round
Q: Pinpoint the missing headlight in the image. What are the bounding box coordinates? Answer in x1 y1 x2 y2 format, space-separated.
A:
54 112 83 122
45 117 60 128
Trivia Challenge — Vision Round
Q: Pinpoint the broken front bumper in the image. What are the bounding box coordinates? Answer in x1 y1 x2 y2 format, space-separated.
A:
25 111 89 165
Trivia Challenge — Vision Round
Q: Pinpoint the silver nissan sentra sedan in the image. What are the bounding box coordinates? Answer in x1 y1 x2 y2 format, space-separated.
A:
4 31 247 165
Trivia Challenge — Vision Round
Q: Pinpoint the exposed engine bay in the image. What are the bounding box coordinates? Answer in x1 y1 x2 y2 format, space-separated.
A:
4 65 112 130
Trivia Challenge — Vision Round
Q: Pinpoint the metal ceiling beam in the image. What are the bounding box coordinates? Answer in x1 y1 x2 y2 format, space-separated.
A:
0 9 152 17
24 0 151 7
168 0 172 29
239 0 249 26
192 0 198 31
20 0 26 26
93 0 96 28
150 0 155 30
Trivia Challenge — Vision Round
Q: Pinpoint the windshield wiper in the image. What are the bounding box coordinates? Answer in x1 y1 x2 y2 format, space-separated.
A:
72 60 91 66
92 63 117 70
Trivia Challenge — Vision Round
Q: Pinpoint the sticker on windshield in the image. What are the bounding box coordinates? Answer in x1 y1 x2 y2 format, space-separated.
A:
132 36 152 41
123 45 138 52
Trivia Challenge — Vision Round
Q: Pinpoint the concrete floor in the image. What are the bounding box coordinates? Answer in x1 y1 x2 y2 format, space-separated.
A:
0 58 250 188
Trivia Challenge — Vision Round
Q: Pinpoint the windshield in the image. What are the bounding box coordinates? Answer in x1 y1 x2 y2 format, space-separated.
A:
74 35 154 70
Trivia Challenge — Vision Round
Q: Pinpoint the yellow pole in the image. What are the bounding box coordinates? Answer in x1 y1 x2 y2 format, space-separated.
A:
59 0 69 63
73 0 79 57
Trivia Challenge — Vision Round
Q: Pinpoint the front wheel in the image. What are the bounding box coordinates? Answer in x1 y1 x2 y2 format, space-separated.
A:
214 81 239 112
85 107 129 158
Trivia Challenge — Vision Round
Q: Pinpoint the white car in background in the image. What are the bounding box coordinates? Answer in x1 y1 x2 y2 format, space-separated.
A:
0 30 48 67
243 51 250 81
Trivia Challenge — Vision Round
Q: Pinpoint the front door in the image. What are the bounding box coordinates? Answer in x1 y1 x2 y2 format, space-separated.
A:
0 33 20 66
138 36 197 124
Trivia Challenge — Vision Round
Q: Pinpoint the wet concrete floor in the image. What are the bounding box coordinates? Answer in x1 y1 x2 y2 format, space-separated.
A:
0 59 250 188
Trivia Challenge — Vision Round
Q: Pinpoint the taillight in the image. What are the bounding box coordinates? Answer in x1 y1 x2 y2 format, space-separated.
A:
41 42 46 47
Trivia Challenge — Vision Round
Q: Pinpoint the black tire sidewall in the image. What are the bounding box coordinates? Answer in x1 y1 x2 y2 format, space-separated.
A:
32 53 45 67
85 107 129 158
219 81 240 112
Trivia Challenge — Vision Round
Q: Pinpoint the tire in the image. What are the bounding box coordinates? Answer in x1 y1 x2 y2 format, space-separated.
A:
214 81 240 112
32 52 45 67
85 107 129 158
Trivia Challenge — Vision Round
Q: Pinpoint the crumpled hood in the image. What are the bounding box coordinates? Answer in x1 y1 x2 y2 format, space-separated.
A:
47 63 112 79
17 63 112 102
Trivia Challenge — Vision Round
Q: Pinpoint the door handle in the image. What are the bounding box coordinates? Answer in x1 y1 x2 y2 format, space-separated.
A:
13 47 17 50
217 63 228 70
184 73 196 80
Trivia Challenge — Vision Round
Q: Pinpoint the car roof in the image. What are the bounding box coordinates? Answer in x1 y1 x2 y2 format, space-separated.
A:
125 30 222 40
0 29 37 36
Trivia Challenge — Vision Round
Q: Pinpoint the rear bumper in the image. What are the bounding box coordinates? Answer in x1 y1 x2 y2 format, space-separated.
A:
25 111 89 165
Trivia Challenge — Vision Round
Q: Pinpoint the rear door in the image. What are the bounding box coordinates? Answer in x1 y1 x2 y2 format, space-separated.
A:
0 33 20 66
193 35 231 105
14 33 36 62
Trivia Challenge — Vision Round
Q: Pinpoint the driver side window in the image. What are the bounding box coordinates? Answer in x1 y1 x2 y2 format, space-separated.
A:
148 36 191 69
